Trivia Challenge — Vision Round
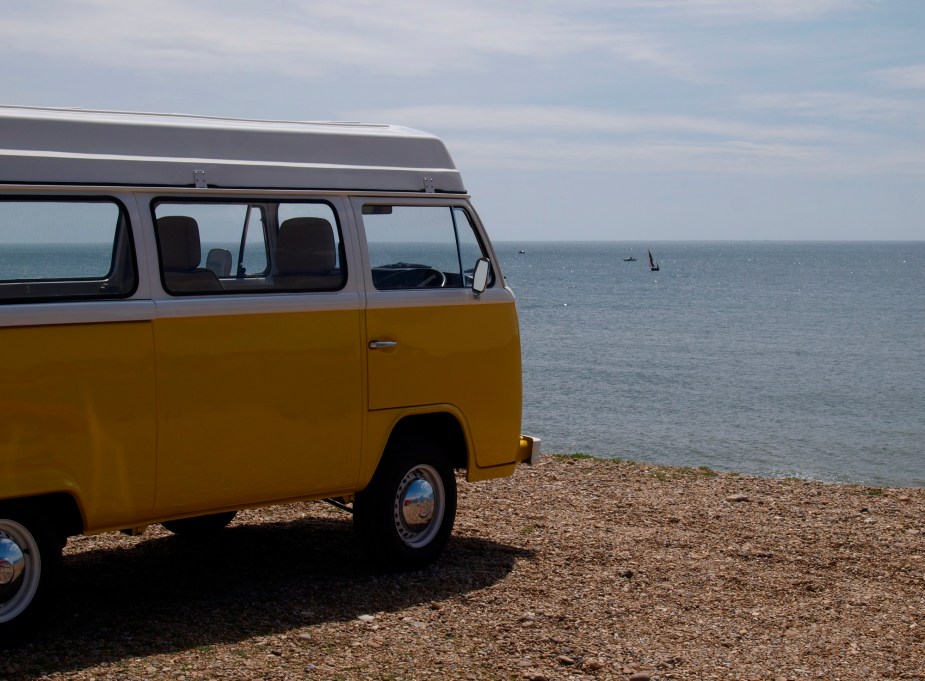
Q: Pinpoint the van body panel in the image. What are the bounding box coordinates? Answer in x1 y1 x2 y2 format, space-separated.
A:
365 289 522 469
151 305 364 515
466 462 518 483
0 321 157 529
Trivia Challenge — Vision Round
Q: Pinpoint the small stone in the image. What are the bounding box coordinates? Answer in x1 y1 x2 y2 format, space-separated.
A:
557 655 576 665
726 494 750 503
357 614 376 623
584 658 605 670
630 673 651 681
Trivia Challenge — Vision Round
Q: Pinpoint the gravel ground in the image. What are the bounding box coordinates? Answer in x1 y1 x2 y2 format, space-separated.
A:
9 455 925 680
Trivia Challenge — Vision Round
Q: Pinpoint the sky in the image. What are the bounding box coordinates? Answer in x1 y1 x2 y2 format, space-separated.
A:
1 0 922 241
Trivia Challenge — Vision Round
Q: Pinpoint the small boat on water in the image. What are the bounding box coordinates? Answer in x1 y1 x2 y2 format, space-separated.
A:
647 249 660 272
518 250 526 254
623 256 636 262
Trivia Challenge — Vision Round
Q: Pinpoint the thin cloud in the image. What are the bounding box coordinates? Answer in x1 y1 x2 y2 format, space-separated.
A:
873 65 925 90
356 105 835 143
450 135 922 177
0 0 691 79
603 0 861 21
347 104 920 177
738 91 923 125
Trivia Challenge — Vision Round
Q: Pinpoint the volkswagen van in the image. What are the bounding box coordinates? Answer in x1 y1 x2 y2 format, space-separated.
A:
0 106 539 638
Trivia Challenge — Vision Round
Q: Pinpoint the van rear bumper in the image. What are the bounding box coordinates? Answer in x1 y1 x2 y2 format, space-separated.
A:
517 435 542 465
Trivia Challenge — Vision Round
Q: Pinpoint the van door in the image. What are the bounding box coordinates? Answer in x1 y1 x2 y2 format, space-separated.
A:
356 200 522 469
150 198 364 515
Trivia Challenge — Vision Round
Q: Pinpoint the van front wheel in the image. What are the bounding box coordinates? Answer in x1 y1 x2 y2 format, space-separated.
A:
354 441 457 571
0 513 62 643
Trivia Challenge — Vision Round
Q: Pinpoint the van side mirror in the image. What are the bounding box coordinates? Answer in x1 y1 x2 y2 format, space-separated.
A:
472 258 490 296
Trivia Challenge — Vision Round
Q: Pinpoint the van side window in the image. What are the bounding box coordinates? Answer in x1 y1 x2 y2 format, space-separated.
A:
0 198 136 303
364 205 491 290
154 201 345 294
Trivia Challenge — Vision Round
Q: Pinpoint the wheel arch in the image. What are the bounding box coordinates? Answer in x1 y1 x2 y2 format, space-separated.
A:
0 493 84 543
383 411 468 472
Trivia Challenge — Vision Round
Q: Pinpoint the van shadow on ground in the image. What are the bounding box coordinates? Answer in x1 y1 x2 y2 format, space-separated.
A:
18 515 533 676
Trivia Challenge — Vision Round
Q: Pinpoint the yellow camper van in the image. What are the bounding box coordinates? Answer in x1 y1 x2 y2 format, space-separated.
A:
0 106 539 638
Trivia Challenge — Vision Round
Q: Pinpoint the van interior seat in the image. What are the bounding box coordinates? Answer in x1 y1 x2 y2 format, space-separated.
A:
156 216 223 292
206 248 233 277
274 217 340 289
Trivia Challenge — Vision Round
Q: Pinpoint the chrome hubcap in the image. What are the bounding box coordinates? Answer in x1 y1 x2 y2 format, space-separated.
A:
0 537 25 585
393 464 444 548
401 479 435 530
0 521 41 624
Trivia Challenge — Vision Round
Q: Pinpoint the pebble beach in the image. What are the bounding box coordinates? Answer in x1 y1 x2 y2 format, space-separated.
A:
12 455 925 680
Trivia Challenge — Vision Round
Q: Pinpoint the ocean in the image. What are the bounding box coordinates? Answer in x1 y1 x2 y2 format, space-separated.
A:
499 241 924 488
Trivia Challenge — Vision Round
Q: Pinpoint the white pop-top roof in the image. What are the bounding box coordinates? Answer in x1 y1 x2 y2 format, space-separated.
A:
0 106 465 193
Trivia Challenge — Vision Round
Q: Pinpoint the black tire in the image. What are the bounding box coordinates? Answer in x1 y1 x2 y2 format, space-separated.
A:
162 511 237 536
0 511 62 643
354 438 457 571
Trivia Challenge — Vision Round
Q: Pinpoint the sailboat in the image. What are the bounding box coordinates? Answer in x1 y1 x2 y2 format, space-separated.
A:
647 249 660 272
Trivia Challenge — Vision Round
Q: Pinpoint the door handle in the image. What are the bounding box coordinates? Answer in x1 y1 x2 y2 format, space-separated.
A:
368 340 398 349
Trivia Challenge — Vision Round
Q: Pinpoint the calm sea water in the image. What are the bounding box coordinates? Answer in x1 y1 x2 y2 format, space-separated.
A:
499 242 924 488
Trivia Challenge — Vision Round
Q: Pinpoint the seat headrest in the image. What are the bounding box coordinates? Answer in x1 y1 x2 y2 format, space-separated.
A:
206 248 233 277
157 216 202 271
277 218 336 275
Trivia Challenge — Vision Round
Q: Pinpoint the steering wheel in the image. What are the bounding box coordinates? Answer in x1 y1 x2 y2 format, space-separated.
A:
417 268 447 288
